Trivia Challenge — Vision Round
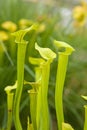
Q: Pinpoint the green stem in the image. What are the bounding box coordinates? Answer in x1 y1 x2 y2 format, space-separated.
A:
41 61 50 130
84 105 87 130
14 42 27 130
36 88 41 130
55 53 68 130
29 90 37 130
27 117 30 130
35 67 41 81
7 93 14 130
35 67 42 130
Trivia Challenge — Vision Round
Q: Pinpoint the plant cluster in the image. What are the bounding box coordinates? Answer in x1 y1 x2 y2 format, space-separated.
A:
0 1 87 130
0 23 85 130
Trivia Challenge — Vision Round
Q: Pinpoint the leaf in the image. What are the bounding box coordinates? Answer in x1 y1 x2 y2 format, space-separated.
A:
62 122 74 130
12 24 38 43
81 95 87 101
54 40 75 55
24 80 40 91
4 81 17 94
35 43 56 61
29 57 45 65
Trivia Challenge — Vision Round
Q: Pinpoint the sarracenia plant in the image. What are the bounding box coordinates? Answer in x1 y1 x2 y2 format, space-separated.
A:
25 80 40 130
4 81 17 130
28 89 37 130
12 24 38 130
81 96 87 130
35 43 56 130
54 40 75 130
29 45 56 130
84 105 87 130
25 57 45 130
29 57 45 130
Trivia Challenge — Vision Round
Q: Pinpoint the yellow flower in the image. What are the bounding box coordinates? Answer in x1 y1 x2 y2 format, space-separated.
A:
18 19 34 29
1 21 17 32
73 6 86 22
81 0 87 12
72 1 87 27
0 31 8 41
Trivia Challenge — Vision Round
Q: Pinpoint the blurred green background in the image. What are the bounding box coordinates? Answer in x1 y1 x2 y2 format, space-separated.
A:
0 0 87 130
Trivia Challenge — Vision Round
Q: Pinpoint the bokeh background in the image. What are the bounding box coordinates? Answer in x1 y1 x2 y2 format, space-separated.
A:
0 0 87 130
